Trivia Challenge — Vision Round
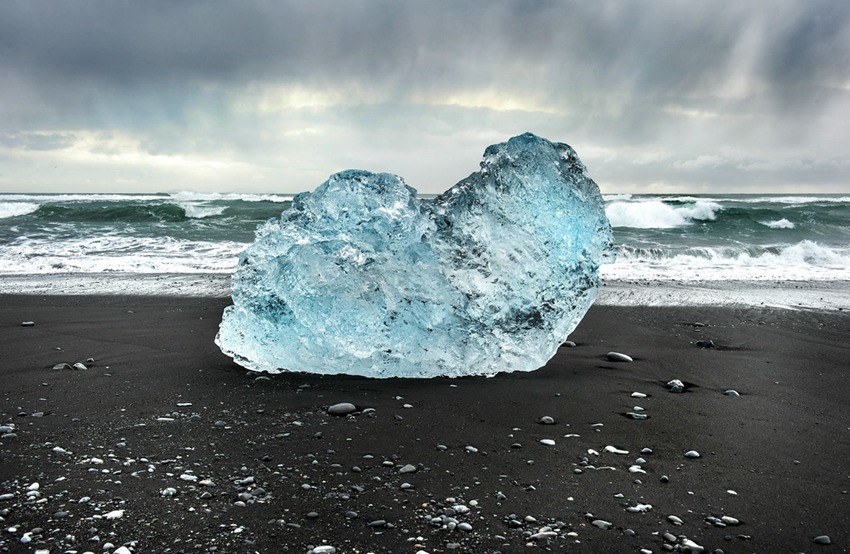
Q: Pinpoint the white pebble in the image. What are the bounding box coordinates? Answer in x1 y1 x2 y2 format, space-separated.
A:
539 439 556 446
626 503 652 513
607 352 633 362
604 445 629 455
104 510 124 520
684 450 701 458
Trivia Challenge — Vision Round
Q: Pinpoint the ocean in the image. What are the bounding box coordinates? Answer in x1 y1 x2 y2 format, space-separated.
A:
1 192 849 308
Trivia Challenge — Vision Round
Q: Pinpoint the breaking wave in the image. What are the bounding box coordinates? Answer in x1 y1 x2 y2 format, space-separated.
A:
605 200 721 228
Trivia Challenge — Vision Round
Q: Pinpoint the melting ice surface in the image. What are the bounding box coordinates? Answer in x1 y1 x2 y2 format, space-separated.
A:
216 133 614 377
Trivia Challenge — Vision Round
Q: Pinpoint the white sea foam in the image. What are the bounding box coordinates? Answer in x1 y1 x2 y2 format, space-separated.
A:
0 202 39 219
603 240 850 281
761 218 795 229
0 235 246 275
605 200 721 228
0 194 166 203
735 195 850 204
177 202 227 219
170 191 294 203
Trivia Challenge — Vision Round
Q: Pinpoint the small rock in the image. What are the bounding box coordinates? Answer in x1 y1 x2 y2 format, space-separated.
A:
539 416 555 425
591 519 612 530
813 535 831 545
607 351 633 362
310 547 337 554
53 363 72 370
723 390 740 396
561 340 577 347
368 519 386 528
684 450 701 458
667 379 685 393
540 439 556 446
22 321 36 327
680 538 704 552
72 362 87 370
626 503 652 513
327 403 356 416
668 515 684 525
631 392 647 398
399 464 417 474
695 340 715 348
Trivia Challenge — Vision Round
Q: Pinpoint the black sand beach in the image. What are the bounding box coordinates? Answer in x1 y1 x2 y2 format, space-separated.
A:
1 295 848 553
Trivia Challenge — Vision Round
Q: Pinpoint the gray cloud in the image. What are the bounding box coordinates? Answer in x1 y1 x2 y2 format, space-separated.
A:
0 0 848 193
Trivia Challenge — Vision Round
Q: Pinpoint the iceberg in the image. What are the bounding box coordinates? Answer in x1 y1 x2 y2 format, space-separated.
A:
216 133 614 377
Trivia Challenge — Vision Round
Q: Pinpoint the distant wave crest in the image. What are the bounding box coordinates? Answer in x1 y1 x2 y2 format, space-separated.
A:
0 202 40 219
760 218 795 229
606 200 721 228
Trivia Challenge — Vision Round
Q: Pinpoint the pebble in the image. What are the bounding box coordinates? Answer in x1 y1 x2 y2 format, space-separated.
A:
591 519 612 530
626 503 652 513
114 547 133 554
695 339 715 348
604 445 629 455
627 412 648 420
539 439 556 446
368 519 386 528
52 363 73 370
399 464 417 473
327 402 356 416
539 416 555 425
72 362 88 370
310 547 337 554
561 340 577 347
668 515 684 525
813 535 831 545
631 392 647 398
21 321 35 326
681 538 704 552
607 351 633 362
684 450 701 458
667 379 685 393
723 390 740 396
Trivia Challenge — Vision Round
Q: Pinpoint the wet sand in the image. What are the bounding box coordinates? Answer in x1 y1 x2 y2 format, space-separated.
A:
1 295 848 553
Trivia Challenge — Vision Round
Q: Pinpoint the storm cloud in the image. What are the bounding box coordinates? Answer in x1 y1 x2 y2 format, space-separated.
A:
1 0 848 193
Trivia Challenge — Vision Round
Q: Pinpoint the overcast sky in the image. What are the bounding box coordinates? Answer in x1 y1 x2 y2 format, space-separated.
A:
1 1 849 195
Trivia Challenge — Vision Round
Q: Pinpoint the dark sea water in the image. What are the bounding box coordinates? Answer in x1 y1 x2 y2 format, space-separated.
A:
1 192 849 301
